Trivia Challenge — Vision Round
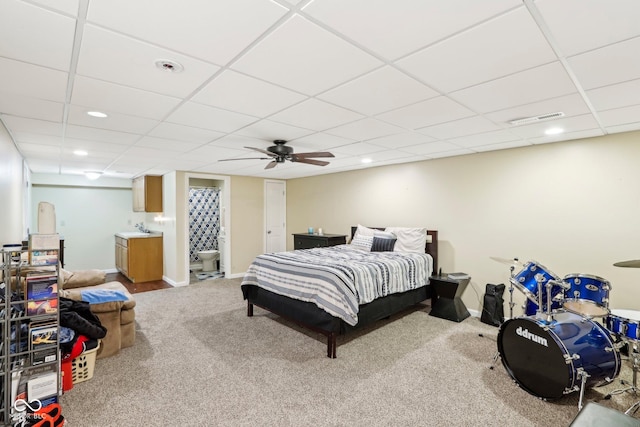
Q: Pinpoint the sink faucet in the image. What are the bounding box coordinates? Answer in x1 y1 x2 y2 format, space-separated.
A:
134 222 150 233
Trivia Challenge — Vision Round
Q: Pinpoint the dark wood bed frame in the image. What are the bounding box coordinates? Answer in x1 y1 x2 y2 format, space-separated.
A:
242 228 438 358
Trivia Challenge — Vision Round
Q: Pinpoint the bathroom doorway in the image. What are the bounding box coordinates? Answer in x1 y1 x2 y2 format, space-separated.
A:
186 175 229 283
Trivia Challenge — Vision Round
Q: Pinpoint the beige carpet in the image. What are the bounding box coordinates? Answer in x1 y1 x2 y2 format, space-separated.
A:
60 278 640 426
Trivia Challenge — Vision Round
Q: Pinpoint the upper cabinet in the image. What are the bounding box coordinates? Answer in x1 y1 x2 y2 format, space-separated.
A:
132 175 163 212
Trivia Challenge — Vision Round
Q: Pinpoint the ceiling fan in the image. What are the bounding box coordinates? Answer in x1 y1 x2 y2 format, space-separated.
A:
220 140 335 169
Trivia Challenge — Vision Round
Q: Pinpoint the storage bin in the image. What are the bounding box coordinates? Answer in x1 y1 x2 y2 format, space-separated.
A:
71 344 99 384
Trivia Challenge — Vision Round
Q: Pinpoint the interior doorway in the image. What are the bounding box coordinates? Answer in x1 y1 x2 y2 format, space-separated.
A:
264 180 286 253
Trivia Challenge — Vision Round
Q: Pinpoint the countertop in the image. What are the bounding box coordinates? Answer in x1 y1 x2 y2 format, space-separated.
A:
115 231 163 239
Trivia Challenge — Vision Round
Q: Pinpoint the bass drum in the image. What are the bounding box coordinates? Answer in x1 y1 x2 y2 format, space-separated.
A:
497 311 620 399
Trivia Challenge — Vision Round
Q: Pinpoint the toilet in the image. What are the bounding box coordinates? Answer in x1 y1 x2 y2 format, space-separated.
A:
197 250 219 272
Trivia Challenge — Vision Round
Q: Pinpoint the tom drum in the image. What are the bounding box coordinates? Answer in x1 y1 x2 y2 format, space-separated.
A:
510 261 563 315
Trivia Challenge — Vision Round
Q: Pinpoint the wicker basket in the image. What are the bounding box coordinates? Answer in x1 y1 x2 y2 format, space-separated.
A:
71 342 100 384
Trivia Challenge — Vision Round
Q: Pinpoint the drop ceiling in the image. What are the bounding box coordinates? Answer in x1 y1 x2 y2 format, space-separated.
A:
1 0 639 180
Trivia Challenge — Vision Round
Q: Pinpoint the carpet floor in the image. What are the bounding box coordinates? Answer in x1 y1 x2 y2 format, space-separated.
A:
60 278 640 426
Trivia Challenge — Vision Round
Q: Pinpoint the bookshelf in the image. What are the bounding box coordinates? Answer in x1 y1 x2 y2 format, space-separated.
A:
0 244 61 424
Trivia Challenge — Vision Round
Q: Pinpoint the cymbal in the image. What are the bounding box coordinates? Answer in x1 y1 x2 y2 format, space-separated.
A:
490 256 523 266
614 259 640 268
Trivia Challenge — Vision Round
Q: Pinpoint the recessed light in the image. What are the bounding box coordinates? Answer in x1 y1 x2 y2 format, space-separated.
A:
361 158 372 164
87 111 108 118
155 59 184 73
545 127 564 135
73 150 88 156
84 171 103 180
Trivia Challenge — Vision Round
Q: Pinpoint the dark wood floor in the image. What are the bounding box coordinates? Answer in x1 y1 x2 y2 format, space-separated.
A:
105 272 173 294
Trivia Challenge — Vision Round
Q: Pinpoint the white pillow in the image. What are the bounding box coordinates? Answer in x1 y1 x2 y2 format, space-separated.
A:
353 224 376 238
385 227 427 253
351 234 373 251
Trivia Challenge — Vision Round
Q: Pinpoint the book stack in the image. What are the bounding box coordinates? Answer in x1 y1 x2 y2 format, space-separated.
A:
447 272 470 280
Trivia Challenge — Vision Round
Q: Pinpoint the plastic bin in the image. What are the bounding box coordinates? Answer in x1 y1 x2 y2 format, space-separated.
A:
71 344 99 384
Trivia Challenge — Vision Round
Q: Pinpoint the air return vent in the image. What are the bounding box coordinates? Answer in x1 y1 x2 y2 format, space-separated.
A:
508 112 565 126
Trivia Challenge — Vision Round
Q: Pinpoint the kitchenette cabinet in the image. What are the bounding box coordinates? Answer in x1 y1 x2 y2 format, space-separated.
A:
132 175 163 212
115 233 163 283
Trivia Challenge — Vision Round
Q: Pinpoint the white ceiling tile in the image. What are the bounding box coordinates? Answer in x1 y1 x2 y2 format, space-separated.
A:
450 62 577 113
605 122 640 134
536 0 640 56
148 122 223 144
599 104 640 128
484 93 591 124
376 96 475 129
303 0 521 60
325 118 406 141
13 133 64 146
401 141 466 155
67 105 159 134
568 36 640 90
397 7 556 93
179 144 251 162
366 132 436 149
269 98 363 131
65 125 140 145
87 0 289 65
25 159 62 174
17 142 61 155
192 70 306 117
235 119 314 141
528 128 604 145
134 136 203 153
0 0 76 70
332 142 387 156
232 15 382 95
472 139 531 152
290 133 357 150
0 116 63 136
508 114 600 139
427 148 474 159
71 76 182 120
419 115 501 140
586 79 640 112
123 146 180 160
0 92 64 122
0 58 68 102
76 25 220 98
208 135 268 151
166 102 258 133
30 0 79 17
62 139 131 154
318 66 438 115
446 130 521 148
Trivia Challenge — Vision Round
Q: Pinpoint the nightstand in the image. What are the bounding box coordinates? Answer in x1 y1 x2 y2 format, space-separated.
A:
293 233 347 249
429 275 471 322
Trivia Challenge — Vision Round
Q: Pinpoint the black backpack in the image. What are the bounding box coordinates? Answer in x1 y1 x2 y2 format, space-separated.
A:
481 283 505 327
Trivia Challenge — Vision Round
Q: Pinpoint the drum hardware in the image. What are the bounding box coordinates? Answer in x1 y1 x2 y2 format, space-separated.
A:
606 343 640 399
577 368 590 411
614 259 640 268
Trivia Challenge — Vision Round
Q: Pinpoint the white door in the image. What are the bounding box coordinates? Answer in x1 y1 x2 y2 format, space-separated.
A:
265 180 286 253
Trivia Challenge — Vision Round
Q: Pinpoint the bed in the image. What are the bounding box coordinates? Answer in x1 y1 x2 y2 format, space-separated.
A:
241 226 438 358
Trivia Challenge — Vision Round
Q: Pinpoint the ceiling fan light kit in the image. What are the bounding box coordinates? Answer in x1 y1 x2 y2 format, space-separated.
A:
220 140 335 170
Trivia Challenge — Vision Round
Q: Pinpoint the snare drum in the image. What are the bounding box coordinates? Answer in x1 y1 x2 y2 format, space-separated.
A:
563 274 611 318
606 309 640 342
511 261 563 315
498 311 620 400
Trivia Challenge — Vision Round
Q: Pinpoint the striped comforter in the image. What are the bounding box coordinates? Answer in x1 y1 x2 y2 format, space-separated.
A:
241 245 433 326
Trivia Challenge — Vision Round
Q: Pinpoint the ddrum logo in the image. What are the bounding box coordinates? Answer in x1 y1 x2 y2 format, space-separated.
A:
515 326 548 347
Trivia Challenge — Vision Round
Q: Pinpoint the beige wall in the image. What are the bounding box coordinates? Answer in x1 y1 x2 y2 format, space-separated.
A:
0 121 27 245
287 131 640 316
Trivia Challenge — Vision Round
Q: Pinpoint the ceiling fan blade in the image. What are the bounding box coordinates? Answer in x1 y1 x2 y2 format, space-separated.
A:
218 157 272 162
245 146 277 157
264 160 278 169
291 151 335 159
291 158 330 167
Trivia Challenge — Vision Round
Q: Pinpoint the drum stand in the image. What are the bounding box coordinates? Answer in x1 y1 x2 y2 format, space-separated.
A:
606 342 640 413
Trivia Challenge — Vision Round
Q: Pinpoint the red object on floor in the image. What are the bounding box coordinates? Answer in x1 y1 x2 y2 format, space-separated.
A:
61 360 73 392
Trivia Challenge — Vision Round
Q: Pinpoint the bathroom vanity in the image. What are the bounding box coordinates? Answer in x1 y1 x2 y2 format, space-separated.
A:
115 232 163 283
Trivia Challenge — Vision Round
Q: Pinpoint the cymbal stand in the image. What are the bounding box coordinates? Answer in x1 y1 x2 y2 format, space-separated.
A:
487 259 519 370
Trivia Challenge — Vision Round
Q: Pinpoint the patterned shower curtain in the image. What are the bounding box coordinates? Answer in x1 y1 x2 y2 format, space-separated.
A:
188 187 220 263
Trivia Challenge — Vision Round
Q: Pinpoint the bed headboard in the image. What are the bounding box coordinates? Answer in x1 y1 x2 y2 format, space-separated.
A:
350 227 438 275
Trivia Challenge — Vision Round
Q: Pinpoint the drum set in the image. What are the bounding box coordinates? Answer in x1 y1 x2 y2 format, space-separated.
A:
491 257 640 412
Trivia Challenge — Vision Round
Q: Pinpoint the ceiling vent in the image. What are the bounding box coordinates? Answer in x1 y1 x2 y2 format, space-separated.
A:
508 112 565 126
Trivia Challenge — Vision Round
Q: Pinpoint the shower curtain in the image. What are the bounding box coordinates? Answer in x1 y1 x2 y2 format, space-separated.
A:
188 187 220 263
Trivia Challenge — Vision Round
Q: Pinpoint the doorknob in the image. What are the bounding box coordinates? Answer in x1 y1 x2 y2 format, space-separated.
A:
267 230 272 234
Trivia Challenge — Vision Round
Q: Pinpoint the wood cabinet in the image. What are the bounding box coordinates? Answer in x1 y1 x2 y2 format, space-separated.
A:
132 175 163 212
115 235 163 283
292 233 347 249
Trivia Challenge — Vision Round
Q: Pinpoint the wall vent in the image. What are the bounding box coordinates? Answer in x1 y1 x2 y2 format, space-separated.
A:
508 112 565 126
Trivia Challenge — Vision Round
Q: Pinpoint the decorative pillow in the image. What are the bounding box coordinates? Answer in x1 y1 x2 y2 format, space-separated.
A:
371 236 397 252
353 224 376 239
350 234 373 251
385 227 427 253
373 230 395 240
